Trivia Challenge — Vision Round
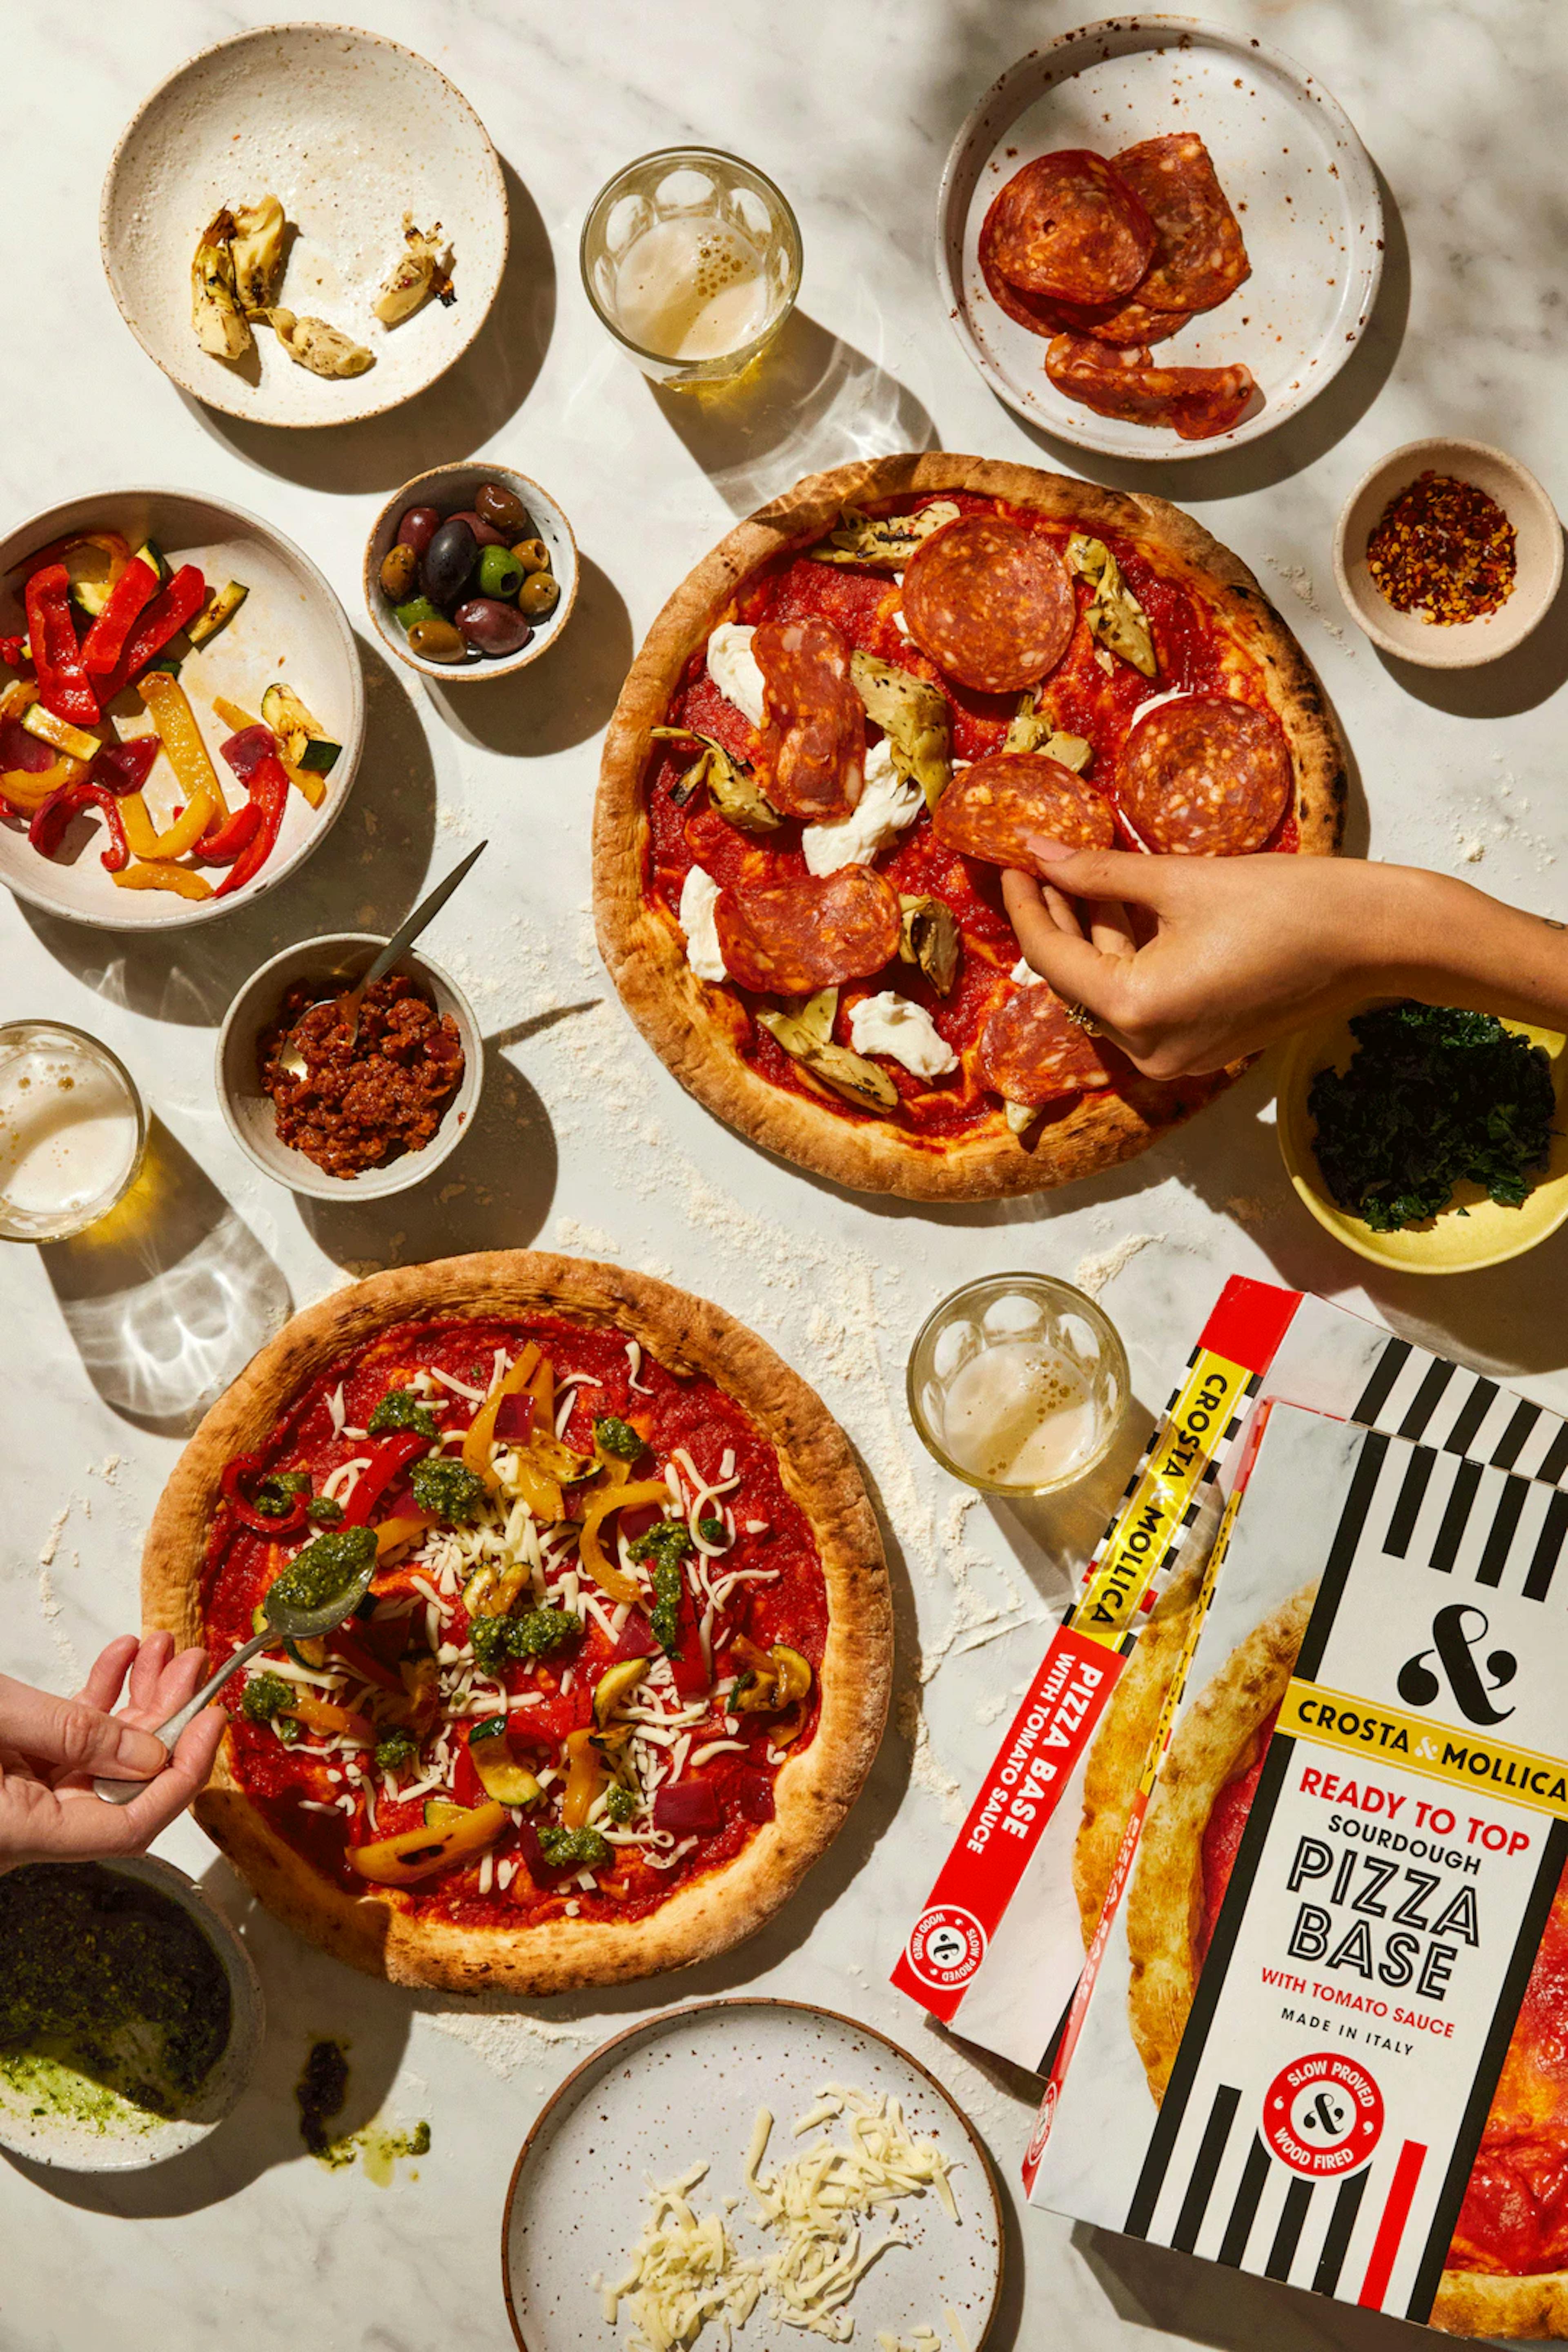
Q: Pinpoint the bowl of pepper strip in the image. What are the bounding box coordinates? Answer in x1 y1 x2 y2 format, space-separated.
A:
0 488 362 928
1334 437 1563 669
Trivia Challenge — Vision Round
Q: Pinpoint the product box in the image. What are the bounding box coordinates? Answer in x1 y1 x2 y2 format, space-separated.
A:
1025 1399 1568 2334
893 1277 1568 2073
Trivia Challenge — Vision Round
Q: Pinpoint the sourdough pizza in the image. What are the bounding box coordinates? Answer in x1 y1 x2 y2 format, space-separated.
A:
1114 1594 1568 2337
595 454 1345 1202
144 1252 891 1993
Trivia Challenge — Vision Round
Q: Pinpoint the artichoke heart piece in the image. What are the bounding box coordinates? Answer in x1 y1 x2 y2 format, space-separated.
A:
375 214 455 327
1004 1100 1041 1138
849 651 951 811
1066 535 1157 678
897 895 960 998
808 500 962 570
1003 691 1094 773
269 308 375 379
649 725 779 832
191 210 252 362
759 988 899 1113
230 194 286 316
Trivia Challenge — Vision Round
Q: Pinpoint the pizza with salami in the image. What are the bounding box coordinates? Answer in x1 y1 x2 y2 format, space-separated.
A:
595 453 1345 1201
142 1252 891 1993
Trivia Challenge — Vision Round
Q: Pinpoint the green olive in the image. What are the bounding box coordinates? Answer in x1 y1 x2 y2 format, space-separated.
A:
407 617 467 664
511 538 551 575
379 543 420 601
393 594 442 631
476 544 525 601
517 570 560 618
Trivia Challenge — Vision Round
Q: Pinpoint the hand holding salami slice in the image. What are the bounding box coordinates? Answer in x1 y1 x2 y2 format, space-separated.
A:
976 984 1118 1106
902 515 1076 693
933 750 1116 875
1118 694 1290 855
1044 334 1256 442
753 613 866 821
715 866 901 996
1112 134 1250 315
983 151 1156 303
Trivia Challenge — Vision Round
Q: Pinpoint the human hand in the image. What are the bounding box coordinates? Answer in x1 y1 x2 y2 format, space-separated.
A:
0 1631 225 1871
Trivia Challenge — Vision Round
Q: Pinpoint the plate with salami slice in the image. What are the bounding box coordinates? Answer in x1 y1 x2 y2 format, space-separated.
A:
938 16 1383 459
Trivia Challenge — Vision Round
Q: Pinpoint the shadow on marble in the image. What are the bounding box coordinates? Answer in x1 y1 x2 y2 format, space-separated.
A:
174 159 557 499
993 162 1412 505
39 1116 291 1437
987 1388 1159 1607
17 632 439 1028
648 310 938 515
1077 2218 1428 2352
298 1038 561 1272
421 554 635 757
1371 532 1568 717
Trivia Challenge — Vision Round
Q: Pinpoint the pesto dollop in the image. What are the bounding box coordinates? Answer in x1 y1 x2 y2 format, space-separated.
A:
268 1525 376 1615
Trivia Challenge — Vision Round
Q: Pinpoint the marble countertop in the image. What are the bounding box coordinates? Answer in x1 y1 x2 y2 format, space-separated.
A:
3 4 1566 2348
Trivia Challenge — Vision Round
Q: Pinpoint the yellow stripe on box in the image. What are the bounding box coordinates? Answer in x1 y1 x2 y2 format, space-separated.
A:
1279 1681 1568 1821
1071 1350 1253 1651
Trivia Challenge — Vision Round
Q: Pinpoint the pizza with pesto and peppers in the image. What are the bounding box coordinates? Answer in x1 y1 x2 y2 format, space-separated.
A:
143 1253 890 1993
595 453 1345 1201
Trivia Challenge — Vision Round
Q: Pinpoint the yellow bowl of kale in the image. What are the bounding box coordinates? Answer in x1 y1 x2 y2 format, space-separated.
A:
0 1855 263 2170
1278 998 1568 1274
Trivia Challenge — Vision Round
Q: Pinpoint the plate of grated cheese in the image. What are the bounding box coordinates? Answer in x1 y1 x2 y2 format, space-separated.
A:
500 1998 1003 2352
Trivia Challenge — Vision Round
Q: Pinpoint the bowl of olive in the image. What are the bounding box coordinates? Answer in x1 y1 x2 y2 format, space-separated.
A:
364 460 577 682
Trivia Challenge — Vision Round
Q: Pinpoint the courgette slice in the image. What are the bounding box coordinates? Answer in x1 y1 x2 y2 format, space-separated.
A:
187 580 249 648
422 1797 468 1831
592 1657 650 1727
134 541 171 589
284 1634 328 1669
295 735 341 774
22 703 99 764
469 1731 543 1808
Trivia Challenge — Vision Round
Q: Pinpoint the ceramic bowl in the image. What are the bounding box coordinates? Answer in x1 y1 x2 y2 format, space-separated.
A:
217 931 483 1200
1278 1004 1568 1274
1334 438 1563 667
0 1855 263 2173
100 24 508 429
0 487 362 931
364 462 579 683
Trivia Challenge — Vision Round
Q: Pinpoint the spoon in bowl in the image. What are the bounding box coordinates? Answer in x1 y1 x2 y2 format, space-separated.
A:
279 836 488 1074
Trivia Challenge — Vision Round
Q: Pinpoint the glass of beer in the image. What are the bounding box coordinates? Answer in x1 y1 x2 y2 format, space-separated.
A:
906 1273 1129 1499
0 1021 147 1243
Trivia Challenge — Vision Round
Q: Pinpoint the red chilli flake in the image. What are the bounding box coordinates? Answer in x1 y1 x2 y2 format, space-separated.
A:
1365 470 1517 624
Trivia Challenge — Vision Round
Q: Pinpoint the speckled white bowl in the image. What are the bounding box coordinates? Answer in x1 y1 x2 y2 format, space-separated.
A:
1334 437 1564 668
216 930 483 1200
0 1855 263 2173
101 24 508 428
365 462 579 683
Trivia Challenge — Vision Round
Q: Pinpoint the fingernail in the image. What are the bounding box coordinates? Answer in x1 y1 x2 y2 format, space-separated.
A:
115 1727 167 1775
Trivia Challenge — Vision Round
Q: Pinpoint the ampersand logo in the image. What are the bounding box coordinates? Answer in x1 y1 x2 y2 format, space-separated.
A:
1397 1603 1516 1726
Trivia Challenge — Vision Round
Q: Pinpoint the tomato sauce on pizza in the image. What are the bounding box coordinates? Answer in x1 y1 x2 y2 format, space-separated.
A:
200 1314 827 1933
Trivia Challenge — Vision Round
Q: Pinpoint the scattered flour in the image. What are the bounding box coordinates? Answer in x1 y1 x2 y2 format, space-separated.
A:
1073 1232 1163 1298
896 1686 964 1825
417 1999 596 2080
1262 556 1353 652
38 1506 70 1568
553 1217 623 1258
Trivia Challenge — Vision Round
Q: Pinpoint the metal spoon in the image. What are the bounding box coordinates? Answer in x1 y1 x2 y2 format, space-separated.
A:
280 837 488 1072
92 1548 381 1805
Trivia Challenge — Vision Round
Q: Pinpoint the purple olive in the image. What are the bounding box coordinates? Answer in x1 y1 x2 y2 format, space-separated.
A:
454 598 534 657
449 508 510 550
422 516 478 607
397 504 441 557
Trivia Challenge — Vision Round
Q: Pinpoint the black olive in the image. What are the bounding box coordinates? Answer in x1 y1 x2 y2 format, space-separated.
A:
421 516 478 608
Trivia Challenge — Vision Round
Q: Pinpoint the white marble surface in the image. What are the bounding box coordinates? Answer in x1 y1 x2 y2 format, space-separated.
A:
2 5 1566 2348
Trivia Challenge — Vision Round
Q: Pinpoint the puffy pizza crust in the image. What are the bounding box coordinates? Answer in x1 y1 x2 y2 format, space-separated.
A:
595 451 1346 1202
143 1251 892 1995
1429 2269 1568 2339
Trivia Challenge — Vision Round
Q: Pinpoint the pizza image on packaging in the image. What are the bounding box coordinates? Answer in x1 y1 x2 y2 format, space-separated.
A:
145 1252 891 1994
595 453 1345 1203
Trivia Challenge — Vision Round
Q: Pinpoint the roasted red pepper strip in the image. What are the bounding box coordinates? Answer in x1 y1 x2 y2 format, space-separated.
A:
24 566 100 726
451 1736 486 1810
194 798 261 864
214 746 290 898
99 566 207 702
80 557 159 678
218 1451 310 1537
0 635 27 670
341 1432 431 1527
326 1627 406 1694
90 735 161 795
27 780 129 872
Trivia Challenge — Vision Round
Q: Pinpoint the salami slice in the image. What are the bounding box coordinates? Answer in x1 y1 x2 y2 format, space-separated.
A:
752 613 866 821
979 200 1187 347
1111 134 1249 314
715 866 901 996
977 985 1117 1107
933 751 1115 875
1044 334 1256 442
1118 694 1291 855
983 152 1156 304
902 516 1075 693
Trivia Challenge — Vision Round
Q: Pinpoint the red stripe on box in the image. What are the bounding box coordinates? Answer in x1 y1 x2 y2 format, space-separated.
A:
1200 1276 1303 1375
1359 2140 1426 2308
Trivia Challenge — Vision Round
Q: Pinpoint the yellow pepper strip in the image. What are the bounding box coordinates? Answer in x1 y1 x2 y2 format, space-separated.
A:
0 678 38 722
350 1800 506 1886
512 1457 565 1523
212 693 324 806
462 1343 541 1492
374 1512 434 1561
562 1728 607 1830
0 755 85 814
111 860 214 900
577 1478 669 1610
138 669 227 820
117 782 218 864
21 702 100 764
286 1694 373 1743
486 1558 532 1617
529 1352 555 1423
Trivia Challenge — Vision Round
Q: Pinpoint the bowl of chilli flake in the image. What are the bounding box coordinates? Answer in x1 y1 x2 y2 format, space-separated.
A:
0 1855 263 2171
218 931 483 1200
1278 998 1568 1274
1334 437 1563 668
